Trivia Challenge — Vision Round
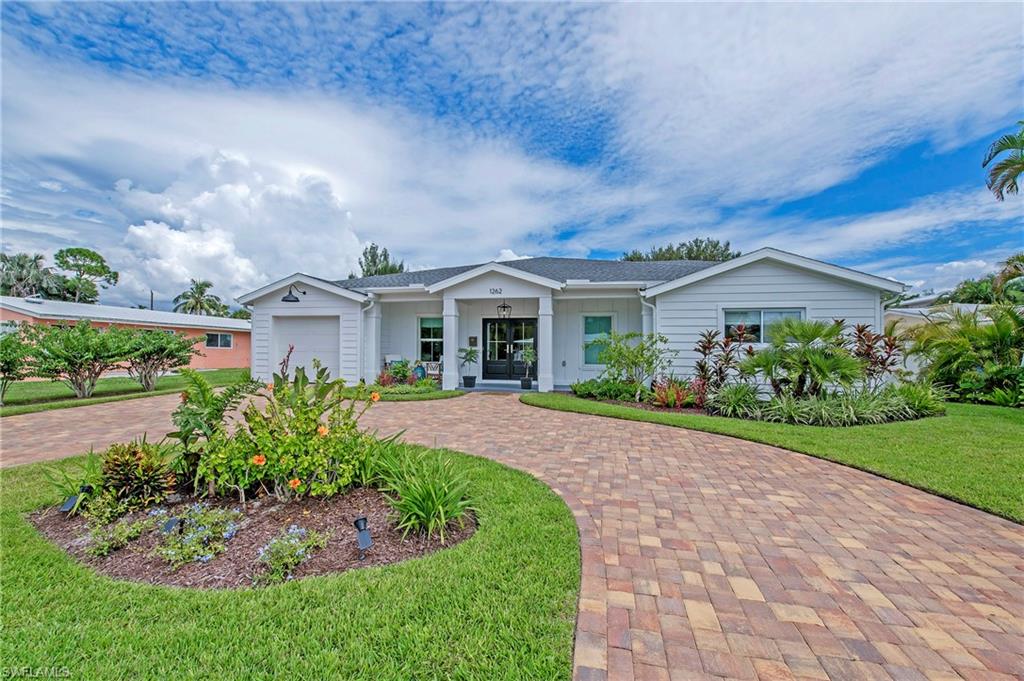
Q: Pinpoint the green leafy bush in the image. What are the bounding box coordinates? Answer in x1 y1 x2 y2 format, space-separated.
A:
379 451 474 543
651 377 694 409
255 525 328 586
571 378 651 402
83 490 133 526
43 451 103 517
24 320 128 398
591 331 675 401
199 361 375 501
0 327 30 406
88 516 154 557
706 383 760 419
118 328 199 392
154 504 241 569
886 381 949 417
353 432 406 488
101 440 176 510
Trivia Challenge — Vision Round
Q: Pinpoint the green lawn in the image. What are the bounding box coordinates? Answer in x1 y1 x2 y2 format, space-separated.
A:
0 448 579 680
1 369 251 418
342 387 466 402
521 393 1024 523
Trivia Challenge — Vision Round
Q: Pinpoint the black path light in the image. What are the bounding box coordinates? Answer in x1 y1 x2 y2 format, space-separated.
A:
354 516 372 560
160 517 183 534
281 284 306 303
59 484 93 514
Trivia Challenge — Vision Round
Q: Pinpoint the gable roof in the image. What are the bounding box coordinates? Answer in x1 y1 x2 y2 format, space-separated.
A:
0 296 250 331
425 262 564 293
236 273 368 305
643 248 906 297
338 257 717 291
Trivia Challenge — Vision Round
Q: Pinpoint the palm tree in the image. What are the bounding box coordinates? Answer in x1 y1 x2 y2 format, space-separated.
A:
982 120 1024 201
994 252 1024 293
172 279 224 315
0 253 60 297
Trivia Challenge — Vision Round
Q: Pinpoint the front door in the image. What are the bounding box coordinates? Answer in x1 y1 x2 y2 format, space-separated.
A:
483 318 537 380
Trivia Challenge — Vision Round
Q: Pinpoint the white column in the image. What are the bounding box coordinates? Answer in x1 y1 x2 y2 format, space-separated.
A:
442 296 459 390
363 302 382 383
537 294 554 392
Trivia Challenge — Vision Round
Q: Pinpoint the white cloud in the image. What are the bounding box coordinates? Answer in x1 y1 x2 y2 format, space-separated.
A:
494 249 531 262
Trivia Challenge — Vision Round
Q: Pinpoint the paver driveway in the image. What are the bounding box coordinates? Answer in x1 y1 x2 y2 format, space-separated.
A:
3 392 1023 680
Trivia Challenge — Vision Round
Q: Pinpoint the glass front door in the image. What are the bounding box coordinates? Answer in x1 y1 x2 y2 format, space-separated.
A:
483 318 537 380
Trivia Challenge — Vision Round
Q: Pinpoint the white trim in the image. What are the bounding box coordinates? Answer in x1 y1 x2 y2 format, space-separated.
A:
237 273 367 305
643 248 906 297
416 313 444 363
580 312 616 368
425 262 563 294
204 332 234 349
718 305 806 344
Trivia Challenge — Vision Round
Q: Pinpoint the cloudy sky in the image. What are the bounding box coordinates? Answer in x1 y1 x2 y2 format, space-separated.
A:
2 2 1022 309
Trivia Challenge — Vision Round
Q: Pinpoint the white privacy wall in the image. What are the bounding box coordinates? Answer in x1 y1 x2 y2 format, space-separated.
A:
655 260 883 376
249 286 362 383
552 297 643 386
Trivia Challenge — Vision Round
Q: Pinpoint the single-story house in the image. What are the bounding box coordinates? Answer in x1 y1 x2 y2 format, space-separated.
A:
237 247 904 392
0 296 251 370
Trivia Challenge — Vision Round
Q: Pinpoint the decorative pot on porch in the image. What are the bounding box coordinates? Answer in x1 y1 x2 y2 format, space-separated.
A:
463 376 477 388
520 377 532 389
457 347 479 389
520 345 536 391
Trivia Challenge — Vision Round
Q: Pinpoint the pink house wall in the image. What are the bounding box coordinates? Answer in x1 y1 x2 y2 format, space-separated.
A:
0 309 251 370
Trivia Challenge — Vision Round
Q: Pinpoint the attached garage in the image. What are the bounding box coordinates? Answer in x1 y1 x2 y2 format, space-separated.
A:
273 316 340 378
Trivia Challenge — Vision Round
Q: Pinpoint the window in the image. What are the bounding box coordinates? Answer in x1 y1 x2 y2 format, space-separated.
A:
723 309 803 343
418 317 443 362
0 320 20 337
205 332 233 349
582 315 613 365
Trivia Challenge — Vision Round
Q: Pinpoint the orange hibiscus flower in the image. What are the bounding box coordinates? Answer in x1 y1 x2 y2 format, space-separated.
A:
252 454 267 466
316 424 329 437
288 478 301 490
179 392 189 403
370 392 381 403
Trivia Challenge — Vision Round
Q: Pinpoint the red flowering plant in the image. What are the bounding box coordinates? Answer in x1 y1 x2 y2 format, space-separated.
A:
199 358 378 502
651 377 694 409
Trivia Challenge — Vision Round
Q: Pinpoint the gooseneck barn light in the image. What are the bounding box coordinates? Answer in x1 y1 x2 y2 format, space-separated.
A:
281 284 307 303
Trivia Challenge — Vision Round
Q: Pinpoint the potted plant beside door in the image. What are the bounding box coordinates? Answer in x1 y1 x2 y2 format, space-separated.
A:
520 345 536 390
458 347 478 388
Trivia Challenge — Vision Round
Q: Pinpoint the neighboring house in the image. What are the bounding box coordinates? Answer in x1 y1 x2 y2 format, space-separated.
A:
238 247 904 392
0 296 251 370
884 302 985 330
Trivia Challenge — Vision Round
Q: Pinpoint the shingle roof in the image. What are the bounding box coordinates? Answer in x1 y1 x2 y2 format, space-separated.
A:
0 296 251 331
337 257 718 290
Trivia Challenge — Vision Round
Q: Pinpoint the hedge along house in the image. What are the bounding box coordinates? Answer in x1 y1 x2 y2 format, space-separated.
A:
0 296 251 370
237 248 904 391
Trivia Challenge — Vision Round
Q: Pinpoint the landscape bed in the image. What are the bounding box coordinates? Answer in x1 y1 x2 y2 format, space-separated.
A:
30 486 476 589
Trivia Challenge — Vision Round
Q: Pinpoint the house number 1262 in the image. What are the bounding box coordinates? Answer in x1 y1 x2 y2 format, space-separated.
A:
489 288 502 295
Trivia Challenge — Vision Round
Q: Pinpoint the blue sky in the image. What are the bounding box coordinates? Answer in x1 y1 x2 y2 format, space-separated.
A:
1 2 1021 307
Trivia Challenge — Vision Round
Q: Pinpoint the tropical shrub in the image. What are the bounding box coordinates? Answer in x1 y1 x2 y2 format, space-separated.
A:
199 361 376 501
353 432 406 488
119 328 199 391
381 451 474 543
154 503 241 569
985 384 1024 407
0 327 30 405
571 377 651 402
693 328 750 407
387 359 412 383
255 525 328 585
100 440 177 510
651 377 694 409
886 381 949 416
706 383 760 419
592 331 675 401
847 321 907 388
24 320 128 398
44 451 103 517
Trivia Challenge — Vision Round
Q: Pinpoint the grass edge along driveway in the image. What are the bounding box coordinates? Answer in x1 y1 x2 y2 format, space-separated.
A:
521 393 1024 524
0 447 580 680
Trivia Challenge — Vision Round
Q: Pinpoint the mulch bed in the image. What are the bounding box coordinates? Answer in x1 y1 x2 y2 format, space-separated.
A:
29 488 476 590
603 399 704 415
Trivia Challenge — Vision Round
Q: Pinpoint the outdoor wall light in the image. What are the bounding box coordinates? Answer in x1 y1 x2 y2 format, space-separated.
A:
281 284 307 303
354 516 372 560
497 299 512 319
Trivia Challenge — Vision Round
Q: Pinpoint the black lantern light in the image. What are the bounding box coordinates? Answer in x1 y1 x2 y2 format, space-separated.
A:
354 516 372 560
496 299 512 319
281 284 306 303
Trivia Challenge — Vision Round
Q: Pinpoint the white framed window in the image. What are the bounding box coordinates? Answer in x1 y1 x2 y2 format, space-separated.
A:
205 332 233 349
418 317 443 362
582 314 614 366
0 320 21 337
723 309 803 343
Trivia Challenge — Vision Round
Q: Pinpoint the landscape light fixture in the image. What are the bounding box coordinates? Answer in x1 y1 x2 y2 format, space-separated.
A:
496 299 512 319
354 516 372 560
59 484 94 514
281 284 306 303
160 517 182 534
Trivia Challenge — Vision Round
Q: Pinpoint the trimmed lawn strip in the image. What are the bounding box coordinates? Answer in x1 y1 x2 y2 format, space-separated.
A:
521 393 1024 523
342 388 466 402
0 449 580 680
1 369 250 418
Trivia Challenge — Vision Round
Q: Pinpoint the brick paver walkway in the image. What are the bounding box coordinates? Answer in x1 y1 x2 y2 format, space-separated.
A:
2 392 1022 680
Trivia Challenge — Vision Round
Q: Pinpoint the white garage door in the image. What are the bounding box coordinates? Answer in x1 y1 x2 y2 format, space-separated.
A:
273 316 341 379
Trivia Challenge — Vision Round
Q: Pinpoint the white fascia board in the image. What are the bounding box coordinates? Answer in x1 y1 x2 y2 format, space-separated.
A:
425 262 563 293
236 273 367 304
643 248 906 298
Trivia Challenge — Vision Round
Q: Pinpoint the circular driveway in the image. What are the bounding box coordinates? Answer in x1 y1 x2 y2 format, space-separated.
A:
2 392 1022 680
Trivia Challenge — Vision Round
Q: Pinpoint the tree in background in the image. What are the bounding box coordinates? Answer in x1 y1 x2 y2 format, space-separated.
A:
173 279 225 315
994 253 1024 294
349 243 405 278
54 247 119 303
939 270 1024 305
0 253 60 297
0 328 31 405
119 328 200 391
622 237 740 262
229 308 252 320
982 120 1024 201
25 321 128 398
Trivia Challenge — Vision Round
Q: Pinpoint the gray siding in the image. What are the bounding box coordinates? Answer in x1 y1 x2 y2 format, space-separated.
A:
250 286 362 383
655 260 882 376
